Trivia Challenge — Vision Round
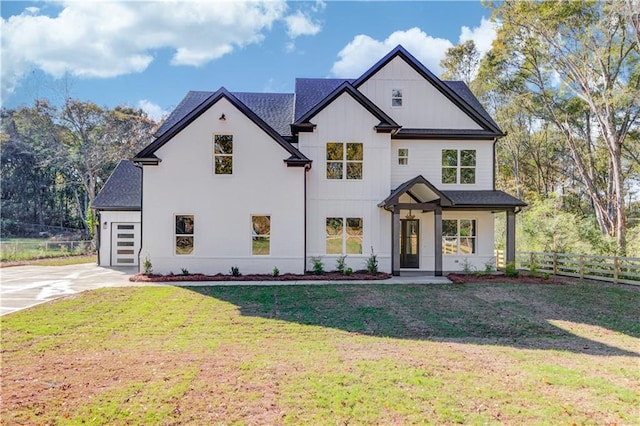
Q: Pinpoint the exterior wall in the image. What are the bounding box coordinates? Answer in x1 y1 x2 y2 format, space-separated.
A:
298 93 392 272
358 56 482 130
390 139 494 190
97 210 141 266
141 98 305 275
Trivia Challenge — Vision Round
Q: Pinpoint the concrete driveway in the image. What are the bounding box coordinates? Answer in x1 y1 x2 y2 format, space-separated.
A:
0 263 141 316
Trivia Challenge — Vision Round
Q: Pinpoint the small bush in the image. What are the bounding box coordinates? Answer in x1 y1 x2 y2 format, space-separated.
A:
366 247 378 275
272 266 280 277
542 273 551 280
505 261 519 278
484 260 495 274
461 258 475 274
344 266 353 276
311 257 324 275
181 268 189 276
142 256 153 275
230 266 240 277
336 255 347 273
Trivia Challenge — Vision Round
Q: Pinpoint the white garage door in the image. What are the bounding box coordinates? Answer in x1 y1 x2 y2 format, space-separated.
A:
111 223 140 266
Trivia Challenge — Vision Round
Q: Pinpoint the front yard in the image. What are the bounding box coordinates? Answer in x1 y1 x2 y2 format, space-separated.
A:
1 281 638 424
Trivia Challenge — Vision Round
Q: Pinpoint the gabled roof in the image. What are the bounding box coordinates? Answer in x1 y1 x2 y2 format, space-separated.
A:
379 175 453 209
294 78 353 121
92 160 141 210
135 87 309 164
294 81 400 132
352 45 504 136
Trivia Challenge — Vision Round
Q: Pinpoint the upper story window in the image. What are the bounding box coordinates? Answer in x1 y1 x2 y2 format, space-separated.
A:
214 134 233 174
443 219 476 255
251 215 270 255
391 89 403 107
326 217 363 254
442 149 476 184
398 148 409 165
326 142 363 180
175 215 194 255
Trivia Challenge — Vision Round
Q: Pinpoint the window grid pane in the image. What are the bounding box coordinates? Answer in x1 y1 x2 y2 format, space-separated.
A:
214 135 233 174
442 219 476 255
252 215 270 255
327 142 363 180
176 215 194 255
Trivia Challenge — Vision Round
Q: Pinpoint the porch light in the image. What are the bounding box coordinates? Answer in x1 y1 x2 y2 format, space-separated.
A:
405 210 415 220
103 221 107 229
219 113 226 121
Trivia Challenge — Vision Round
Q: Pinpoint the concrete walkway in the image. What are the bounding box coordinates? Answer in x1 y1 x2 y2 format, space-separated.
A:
1 263 450 316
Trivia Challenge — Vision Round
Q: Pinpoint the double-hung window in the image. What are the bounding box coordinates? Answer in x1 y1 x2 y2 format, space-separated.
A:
398 148 409 165
251 215 270 255
326 217 363 254
442 219 476 255
175 215 194 255
391 89 403 107
326 142 363 180
214 134 233 174
442 149 476 184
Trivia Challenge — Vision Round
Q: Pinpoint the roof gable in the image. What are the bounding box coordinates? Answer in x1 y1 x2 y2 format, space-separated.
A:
135 87 309 163
294 81 399 131
92 160 141 210
380 175 453 209
353 45 504 136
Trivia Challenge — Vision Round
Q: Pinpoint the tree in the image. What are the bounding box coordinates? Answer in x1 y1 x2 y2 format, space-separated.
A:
440 40 480 86
485 0 640 254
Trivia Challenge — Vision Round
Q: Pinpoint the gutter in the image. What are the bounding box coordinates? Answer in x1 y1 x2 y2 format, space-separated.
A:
134 162 144 273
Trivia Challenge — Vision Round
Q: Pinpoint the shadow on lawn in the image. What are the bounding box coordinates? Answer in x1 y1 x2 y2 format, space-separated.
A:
184 282 640 357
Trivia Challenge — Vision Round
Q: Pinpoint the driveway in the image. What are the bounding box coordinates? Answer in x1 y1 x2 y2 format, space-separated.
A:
0 263 142 316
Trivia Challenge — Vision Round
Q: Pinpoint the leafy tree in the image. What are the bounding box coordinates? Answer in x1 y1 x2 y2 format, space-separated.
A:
440 40 480 85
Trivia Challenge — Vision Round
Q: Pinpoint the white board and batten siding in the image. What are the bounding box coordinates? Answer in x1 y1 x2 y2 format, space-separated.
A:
141 97 306 275
298 93 393 272
358 56 483 130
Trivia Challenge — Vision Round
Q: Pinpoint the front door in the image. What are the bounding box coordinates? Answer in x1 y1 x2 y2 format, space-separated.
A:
400 219 419 268
111 223 140 266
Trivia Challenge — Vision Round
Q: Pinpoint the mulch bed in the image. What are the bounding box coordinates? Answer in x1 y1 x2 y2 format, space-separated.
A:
130 270 391 282
447 272 569 285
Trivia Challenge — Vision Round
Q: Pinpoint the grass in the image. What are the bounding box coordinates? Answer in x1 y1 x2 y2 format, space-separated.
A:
1 281 639 425
0 238 93 262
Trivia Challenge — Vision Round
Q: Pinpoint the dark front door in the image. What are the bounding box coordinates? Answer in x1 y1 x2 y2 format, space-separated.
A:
400 219 419 268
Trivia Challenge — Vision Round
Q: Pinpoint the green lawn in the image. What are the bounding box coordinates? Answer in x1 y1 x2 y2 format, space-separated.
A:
2 281 638 424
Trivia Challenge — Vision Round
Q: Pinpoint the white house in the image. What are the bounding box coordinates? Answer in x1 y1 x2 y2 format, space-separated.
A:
97 45 525 275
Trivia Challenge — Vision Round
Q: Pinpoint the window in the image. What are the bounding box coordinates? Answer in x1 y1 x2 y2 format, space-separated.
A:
214 134 233 174
326 217 363 254
326 142 363 180
252 215 270 255
175 215 194 255
391 89 403 107
442 149 476 184
398 148 409 165
443 219 476 255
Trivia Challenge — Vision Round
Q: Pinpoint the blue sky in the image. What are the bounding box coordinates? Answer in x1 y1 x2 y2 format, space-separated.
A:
1 1 497 120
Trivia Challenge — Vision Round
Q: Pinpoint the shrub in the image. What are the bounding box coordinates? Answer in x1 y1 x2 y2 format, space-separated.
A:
142 256 153 275
180 268 189 276
505 261 519 278
311 257 324 275
461 258 475 274
336 255 347 273
343 266 353 276
272 266 280 277
366 247 378 275
230 266 240 277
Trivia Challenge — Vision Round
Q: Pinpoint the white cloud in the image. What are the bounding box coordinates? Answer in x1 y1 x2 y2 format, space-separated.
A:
330 28 453 77
138 99 168 122
459 17 498 58
1 0 289 99
330 18 499 79
284 10 321 38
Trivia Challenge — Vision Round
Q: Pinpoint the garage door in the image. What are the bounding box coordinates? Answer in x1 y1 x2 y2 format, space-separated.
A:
111 223 140 266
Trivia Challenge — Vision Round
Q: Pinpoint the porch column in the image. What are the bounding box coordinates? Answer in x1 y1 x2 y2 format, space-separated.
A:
506 209 516 265
434 207 443 276
392 209 400 276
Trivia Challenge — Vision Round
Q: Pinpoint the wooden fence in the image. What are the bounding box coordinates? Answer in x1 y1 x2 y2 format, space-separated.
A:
495 250 640 285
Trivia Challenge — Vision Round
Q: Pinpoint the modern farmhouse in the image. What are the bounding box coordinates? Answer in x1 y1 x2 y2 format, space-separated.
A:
94 45 525 275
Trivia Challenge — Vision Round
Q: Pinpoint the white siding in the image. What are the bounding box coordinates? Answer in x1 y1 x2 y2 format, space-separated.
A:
299 93 392 272
358 56 482 130
97 210 140 267
390 139 494 190
141 98 306 275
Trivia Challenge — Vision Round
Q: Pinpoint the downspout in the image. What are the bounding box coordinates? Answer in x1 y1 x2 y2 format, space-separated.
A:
134 162 144 273
492 137 498 191
304 164 310 273
95 211 101 265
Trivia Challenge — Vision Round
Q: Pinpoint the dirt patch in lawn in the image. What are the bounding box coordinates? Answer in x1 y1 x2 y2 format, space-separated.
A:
130 271 391 282
447 272 570 285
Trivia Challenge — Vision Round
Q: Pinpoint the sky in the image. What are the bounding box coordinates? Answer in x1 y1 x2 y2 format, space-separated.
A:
1 0 498 121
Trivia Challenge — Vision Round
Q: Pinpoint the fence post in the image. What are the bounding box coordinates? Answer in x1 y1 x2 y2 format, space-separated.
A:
579 255 584 280
553 253 558 276
614 256 619 284
529 252 534 271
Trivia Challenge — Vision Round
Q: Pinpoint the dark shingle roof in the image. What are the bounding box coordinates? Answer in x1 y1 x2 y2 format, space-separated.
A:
233 92 294 137
443 190 527 207
443 81 500 131
155 91 212 137
294 78 353 121
93 160 141 210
